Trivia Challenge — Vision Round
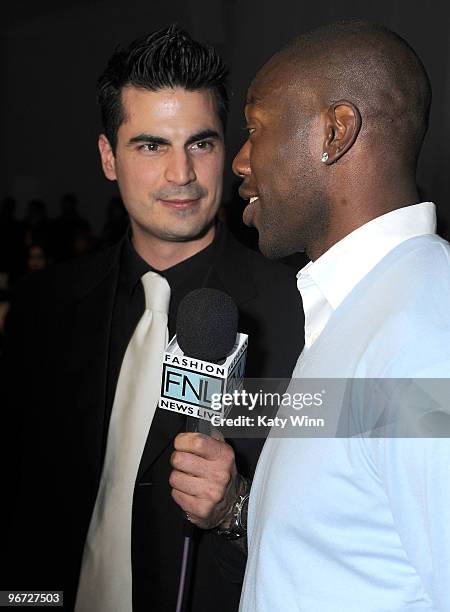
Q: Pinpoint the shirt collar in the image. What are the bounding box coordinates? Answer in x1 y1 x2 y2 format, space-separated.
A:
297 201 436 311
120 231 152 295
120 224 221 295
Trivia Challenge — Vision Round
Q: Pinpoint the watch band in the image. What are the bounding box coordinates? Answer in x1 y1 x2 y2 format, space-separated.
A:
216 477 251 540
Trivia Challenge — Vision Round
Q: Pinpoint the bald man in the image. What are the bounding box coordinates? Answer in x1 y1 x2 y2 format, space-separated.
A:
232 21 450 612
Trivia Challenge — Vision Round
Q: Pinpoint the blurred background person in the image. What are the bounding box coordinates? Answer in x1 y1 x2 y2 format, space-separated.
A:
50 193 92 261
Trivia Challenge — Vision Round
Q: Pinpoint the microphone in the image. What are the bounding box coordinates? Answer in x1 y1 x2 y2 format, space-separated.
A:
177 288 238 363
158 288 248 434
178 289 237 434
167 289 248 612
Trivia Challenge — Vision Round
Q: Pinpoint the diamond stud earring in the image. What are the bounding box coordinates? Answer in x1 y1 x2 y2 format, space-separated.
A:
321 152 329 162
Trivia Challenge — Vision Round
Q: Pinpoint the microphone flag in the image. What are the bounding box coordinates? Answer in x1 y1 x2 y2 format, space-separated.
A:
158 333 248 421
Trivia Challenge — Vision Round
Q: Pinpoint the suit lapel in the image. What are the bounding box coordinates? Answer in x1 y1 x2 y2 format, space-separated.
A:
65 272 119 478
56 241 123 486
209 227 257 307
136 408 186 482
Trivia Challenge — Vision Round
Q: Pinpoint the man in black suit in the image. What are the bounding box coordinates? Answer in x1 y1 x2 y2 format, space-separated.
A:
1 25 302 611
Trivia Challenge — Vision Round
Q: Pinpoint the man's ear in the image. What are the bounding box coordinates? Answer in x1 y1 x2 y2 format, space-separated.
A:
98 134 117 181
321 100 362 165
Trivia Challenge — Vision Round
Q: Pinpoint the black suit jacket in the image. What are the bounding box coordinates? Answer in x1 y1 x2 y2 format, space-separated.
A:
1 227 303 611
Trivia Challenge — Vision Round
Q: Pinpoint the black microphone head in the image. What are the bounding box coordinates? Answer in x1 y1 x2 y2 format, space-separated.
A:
176 288 238 362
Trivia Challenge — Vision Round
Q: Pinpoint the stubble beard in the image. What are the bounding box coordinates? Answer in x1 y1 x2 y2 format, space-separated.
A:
257 193 330 260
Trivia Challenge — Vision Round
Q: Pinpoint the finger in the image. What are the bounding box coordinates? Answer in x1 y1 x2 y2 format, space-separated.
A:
174 432 212 458
174 432 233 463
170 469 227 502
171 450 233 488
170 488 201 524
169 471 202 497
170 450 206 476
171 488 215 522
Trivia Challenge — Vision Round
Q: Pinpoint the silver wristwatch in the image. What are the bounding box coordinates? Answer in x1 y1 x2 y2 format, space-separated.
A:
216 478 250 540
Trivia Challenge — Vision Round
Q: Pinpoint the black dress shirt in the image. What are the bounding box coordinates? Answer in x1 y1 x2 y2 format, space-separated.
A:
104 226 220 446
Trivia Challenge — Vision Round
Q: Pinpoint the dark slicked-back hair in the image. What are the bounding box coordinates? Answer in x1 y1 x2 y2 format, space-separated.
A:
277 21 431 169
97 24 229 151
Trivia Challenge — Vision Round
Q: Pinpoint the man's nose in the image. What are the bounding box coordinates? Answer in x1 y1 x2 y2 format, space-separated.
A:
232 140 251 178
165 150 196 185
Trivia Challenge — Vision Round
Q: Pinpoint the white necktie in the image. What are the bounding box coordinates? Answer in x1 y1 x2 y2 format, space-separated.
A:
75 271 170 612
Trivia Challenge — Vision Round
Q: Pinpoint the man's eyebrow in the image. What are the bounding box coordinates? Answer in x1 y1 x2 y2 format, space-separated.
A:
126 130 221 147
185 129 221 146
127 134 170 146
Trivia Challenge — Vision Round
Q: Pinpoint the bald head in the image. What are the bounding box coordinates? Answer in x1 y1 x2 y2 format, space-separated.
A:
268 21 431 168
233 21 432 261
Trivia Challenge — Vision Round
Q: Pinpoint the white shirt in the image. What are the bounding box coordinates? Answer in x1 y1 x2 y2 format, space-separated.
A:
297 201 436 350
240 204 450 612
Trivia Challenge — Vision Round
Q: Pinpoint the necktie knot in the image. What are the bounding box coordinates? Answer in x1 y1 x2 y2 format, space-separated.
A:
141 271 170 313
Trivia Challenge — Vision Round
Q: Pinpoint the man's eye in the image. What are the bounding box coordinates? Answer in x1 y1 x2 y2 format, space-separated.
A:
139 143 160 153
190 140 213 151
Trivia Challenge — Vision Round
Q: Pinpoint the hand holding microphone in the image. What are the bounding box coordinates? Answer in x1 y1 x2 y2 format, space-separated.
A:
166 288 249 531
170 428 241 529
